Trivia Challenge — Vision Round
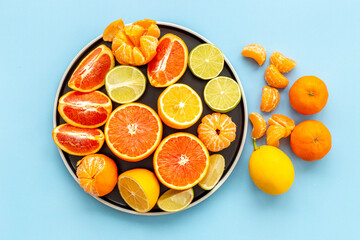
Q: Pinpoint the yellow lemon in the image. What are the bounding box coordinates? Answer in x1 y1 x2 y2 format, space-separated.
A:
249 140 295 195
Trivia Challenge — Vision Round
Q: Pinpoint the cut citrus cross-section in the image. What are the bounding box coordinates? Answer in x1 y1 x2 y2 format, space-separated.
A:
58 91 112 128
158 83 203 129
104 103 162 162
68 45 115 92
154 132 210 190
147 33 188 87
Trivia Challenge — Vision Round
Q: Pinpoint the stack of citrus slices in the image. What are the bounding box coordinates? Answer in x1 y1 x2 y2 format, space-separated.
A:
53 19 243 214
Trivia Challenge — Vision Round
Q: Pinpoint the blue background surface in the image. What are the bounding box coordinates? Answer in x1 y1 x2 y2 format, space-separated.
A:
1 0 359 239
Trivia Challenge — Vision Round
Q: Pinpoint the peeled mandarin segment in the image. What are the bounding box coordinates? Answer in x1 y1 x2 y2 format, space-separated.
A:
264 65 289 88
139 36 158 61
268 114 295 137
52 124 105 156
260 86 280 112
124 24 145 47
270 51 296 73
249 112 267 139
103 19 125 42
197 113 236 152
146 24 161 38
266 125 286 147
241 44 266 66
76 154 118 197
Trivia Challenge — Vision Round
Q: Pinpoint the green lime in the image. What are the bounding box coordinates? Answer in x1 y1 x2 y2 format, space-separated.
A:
188 43 224 80
204 76 241 113
199 154 225 190
105 65 146 104
157 188 194 212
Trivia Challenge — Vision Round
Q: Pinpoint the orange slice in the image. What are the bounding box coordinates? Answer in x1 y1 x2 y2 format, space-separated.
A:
52 124 105 156
118 168 160 213
197 113 237 152
241 44 266 66
268 114 295 137
104 103 162 162
76 154 118 197
249 112 267 139
153 133 209 190
58 91 112 128
68 45 115 92
158 83 203 129
147 33 188 87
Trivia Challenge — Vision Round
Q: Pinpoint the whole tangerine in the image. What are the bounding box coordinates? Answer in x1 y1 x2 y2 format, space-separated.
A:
289 76 329 115
290 120 331 161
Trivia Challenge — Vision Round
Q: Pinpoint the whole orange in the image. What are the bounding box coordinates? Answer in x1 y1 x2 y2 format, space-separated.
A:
289 76 328 115
290 120 331 161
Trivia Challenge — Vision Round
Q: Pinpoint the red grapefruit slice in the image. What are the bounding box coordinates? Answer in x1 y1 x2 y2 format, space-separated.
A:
52 124 105 156
68 45 115 92
58 91 112 128
147 33 188 87
153 132 210 190
104 103 163 162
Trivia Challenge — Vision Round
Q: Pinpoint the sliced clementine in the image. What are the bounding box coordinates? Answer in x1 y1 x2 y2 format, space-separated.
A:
104 103 162 162
58 91 112 128
68 45 114 92
76 154 118 197
147 33 188 87
154 133 209 190
249 112 267 139
52 124 105 156
197 113 237 152
241 44 266 66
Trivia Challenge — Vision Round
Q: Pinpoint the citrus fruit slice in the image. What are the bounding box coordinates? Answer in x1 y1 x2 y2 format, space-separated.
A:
198 154 225 190
147 33 188 87
241 44 266 66
76 154 118 197
158 83 203 129
265 64 289 88
118 168 160 213
105 65 146 104
106 19 160 66
204 76 241 113
58 91 112 128
188 43 224 80
157 188 194 212
249 112 267 139
154 132 209 190
266 125 286 147
197 113 237 152
104 103 162 162
52 124 105 156
68 45 115 92
268 114 295 137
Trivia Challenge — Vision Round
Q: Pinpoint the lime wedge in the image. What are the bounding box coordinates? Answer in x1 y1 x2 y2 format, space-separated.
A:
204 76 241 113
199 154 225 190
189 43 224 80
157 188 194 212
105 65 146 104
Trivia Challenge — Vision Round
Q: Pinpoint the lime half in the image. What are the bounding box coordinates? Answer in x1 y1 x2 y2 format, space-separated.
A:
105 65 146 104
157 188 194 212
199 154 225 190
189 43 224 80
204 76 241 113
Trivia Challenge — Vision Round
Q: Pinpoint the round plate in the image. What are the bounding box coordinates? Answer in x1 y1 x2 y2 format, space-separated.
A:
53 22 248 215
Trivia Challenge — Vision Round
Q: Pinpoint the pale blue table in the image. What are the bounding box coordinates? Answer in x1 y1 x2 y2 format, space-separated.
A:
1 0 359 239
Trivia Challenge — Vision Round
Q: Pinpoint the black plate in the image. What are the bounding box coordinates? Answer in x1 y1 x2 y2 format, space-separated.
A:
53 22 248 215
